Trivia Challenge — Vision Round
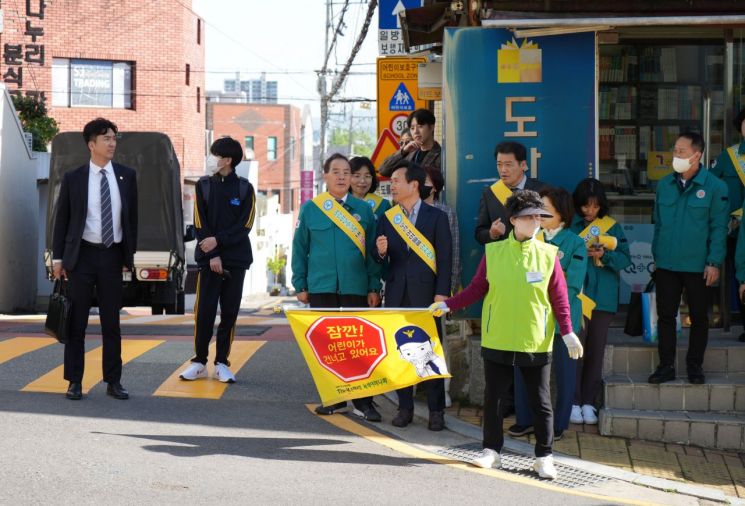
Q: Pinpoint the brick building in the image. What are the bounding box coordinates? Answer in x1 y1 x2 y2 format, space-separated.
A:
0 0 205 176
207 102 305 215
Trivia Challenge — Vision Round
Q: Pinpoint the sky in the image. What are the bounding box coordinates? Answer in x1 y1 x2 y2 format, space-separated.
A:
191 0 381 131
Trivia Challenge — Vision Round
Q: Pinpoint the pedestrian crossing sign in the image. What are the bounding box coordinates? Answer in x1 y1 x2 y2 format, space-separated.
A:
389 82 415 111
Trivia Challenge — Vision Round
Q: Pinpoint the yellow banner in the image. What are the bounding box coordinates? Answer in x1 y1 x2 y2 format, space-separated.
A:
287 309 450 406
385 206 437 273
490 180 513 206
578 292 596 320
312 193 366 257
726 145 745 187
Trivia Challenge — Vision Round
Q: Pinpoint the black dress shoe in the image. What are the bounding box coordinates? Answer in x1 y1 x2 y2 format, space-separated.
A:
106 382 129 400
428 410 445 431
648 365 676 384
356 405 382 422
688 365 706 384
392 408 413 427
66 382 82 400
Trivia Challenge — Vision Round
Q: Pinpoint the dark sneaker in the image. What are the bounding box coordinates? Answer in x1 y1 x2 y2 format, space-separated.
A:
353 405 382 422
428 411 445 431
392 408 413 427
554 429 564 442
507 424 535 437
648 365 676 384
315 402 349 415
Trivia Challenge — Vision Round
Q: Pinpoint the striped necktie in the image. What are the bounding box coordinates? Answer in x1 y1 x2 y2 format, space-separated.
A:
100 169 114 247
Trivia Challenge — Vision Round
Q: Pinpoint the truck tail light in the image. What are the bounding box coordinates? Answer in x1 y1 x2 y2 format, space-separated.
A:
139 268 168 280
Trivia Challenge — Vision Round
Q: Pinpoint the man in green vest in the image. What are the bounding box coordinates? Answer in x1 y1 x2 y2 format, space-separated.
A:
292 153 383 420
711 108 745 341
650 132 729 385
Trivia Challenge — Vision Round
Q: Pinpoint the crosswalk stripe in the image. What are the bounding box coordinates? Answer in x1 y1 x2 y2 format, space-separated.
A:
21 339 165 394
0 337 57 365
153 340 265 399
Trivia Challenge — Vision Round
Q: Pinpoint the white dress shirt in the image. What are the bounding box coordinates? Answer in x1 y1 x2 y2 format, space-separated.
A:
83 160 123 244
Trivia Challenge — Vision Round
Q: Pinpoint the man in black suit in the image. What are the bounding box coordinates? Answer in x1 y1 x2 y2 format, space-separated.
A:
52 118 138 401
375 160 452 430
475 141 546 245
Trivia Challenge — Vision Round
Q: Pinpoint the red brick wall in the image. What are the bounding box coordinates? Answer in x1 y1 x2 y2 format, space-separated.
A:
0 0 205 176
210 103 303 215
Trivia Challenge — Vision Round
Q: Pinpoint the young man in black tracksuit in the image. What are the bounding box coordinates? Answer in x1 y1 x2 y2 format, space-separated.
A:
180 137 256 383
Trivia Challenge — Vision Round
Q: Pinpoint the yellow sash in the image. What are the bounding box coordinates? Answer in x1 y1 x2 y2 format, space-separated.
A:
727 145 745 218
490 180 513 206
577 292 596 320
312 193 366 257
578 216 617 244
576 218 616 322
385 205 437 274
365 193 384 213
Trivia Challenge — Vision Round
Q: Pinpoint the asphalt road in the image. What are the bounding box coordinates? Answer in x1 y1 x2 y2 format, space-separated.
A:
0 314 680 505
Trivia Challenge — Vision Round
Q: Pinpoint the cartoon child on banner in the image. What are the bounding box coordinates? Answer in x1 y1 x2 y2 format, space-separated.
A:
394 325 448 378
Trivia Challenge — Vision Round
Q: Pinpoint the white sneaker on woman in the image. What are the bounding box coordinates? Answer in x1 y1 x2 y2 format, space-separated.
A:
534 455 558 479
570 405 583 424
472 448 501 469
582 404 598 425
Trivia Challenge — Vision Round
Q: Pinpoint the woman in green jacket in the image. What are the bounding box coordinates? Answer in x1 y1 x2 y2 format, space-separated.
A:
349 156 392 221
569 178 631 425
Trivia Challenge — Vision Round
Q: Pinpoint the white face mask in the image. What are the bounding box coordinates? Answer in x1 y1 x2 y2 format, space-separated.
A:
672 156 692 174
513 220 541 239
206 154 222 174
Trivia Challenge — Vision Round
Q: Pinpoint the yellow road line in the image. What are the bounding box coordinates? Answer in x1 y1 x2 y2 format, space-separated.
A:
306 404 663 506
0 337 57 365
22 340 165 394
153 341 265 399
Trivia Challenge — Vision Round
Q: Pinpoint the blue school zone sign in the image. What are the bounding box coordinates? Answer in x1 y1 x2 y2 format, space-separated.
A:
389 82 415 111
443 28 596 318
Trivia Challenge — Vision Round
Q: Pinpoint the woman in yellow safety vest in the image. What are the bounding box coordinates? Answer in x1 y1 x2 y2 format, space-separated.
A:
429 190 582 481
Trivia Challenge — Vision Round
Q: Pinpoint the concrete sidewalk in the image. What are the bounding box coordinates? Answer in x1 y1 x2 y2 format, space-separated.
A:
444 400 745 503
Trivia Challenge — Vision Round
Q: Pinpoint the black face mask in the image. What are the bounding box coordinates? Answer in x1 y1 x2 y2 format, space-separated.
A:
420 185 433 200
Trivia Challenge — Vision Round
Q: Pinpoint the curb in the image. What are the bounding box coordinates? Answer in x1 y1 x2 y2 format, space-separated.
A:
380 392 745 505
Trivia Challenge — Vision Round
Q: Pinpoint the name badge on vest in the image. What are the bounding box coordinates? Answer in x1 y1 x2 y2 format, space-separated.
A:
526 271 543 284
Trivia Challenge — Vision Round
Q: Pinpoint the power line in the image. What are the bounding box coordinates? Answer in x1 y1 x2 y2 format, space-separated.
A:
320 0 350 77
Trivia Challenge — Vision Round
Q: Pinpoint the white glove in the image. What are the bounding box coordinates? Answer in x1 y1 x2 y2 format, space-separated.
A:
562 332 583 360
428 301 450 317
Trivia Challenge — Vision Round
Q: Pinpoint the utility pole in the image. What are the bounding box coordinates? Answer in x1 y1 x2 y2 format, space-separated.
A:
347 105 354 156
318 0 332 164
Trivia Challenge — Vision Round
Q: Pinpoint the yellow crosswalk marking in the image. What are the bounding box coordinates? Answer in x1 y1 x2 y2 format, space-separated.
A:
22 339 164 394
153 341 265 399
0 337 57 365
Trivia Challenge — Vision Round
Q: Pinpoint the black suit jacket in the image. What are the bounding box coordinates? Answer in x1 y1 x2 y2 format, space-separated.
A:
52 162 138 270
375 202 452 307
474 178 546 245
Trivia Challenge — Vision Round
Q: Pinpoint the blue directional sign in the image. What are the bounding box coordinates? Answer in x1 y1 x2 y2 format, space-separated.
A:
379 0 422 30
389 82 415 111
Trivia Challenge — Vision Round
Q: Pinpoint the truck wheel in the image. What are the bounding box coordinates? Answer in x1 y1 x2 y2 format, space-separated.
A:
151 304 165 315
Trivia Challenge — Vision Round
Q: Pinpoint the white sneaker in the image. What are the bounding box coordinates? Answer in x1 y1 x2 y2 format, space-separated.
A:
582 404 598 425
472 448 501 469
179 362 207 381
534 455 558 479
214 362 236 383
570 405 584 424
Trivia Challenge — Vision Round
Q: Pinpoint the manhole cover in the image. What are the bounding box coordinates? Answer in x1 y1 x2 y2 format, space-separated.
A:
437 443 613 489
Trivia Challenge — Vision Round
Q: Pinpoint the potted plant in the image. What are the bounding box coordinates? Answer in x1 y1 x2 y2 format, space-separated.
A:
266 254 286 296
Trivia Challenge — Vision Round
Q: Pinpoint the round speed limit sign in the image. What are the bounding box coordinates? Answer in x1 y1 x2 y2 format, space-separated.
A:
389 114 410 138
